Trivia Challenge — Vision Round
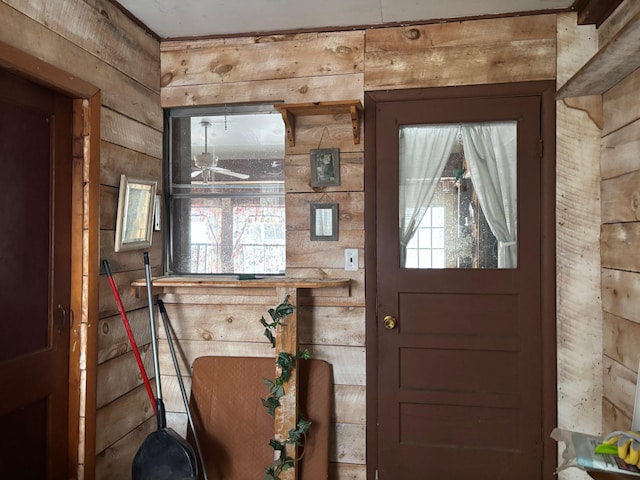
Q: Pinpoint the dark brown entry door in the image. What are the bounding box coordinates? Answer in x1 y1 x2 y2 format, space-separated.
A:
0 69 72 479
371 87 551 479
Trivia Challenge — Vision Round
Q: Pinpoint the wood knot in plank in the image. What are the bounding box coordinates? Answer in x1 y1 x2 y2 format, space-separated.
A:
100 9 110 20
405 28 421 40
335 45 353 55
211 63 233 76
298 85 309 94
202 331 212 341
160 72 174 87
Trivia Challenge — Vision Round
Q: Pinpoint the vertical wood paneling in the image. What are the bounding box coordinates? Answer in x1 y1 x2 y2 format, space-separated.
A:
555 15 603 471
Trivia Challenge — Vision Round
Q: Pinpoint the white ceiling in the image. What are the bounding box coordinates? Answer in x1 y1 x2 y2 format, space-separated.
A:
117 0 575 39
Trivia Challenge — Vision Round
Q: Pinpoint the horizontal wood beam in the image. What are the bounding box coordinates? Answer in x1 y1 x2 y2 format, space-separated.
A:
0 40 99 98
572 0 624 27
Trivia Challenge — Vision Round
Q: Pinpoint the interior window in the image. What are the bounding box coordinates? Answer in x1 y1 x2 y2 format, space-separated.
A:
166 104 285 275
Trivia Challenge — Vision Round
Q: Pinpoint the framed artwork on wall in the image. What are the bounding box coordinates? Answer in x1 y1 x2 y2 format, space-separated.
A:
310 203 338 241
310 148 340 187
114 174 157 252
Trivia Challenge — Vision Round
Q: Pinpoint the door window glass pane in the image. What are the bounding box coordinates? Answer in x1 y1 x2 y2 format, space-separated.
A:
400 121 517 269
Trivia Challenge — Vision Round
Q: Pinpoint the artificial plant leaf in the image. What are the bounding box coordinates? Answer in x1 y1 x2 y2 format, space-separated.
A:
288 417 312 445
264 328 276 347
288 429 303 444
261 396 280 417
277 352 295 382
281 457 295 470
273 384 285 398
275 302 294 318
296 349 312 361
269 439 286 451
297 417 312 434
263 377 284 397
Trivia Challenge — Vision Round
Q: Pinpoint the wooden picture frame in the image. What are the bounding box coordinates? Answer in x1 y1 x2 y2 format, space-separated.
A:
310 203 338 241
114 174 157 252
310 148 340 187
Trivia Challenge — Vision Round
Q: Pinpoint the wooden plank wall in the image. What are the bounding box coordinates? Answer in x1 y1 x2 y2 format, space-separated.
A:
160 15 557 479
599 0 640 435
555 12 602 480
161 30 367 478
0 1 163 479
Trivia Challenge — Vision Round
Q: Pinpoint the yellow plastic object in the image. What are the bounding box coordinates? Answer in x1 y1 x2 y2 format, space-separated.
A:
603 431 640 467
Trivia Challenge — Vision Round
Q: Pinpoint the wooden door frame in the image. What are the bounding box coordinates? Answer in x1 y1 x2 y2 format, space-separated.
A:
364 81 557 479
0 41 100 480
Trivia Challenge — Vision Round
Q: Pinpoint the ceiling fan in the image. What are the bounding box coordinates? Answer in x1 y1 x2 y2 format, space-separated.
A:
192 120 250 182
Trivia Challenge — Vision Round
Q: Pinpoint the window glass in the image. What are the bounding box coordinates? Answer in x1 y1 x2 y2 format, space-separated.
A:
167 105 285 275
400 121 517 269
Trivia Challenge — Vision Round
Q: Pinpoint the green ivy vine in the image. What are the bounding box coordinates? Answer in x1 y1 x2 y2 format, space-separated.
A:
260 296 312 480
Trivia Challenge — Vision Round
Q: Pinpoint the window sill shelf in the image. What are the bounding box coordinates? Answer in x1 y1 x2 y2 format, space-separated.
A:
130 275 351 297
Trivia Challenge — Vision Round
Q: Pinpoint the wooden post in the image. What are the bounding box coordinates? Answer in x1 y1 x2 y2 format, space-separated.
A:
275 286 300 480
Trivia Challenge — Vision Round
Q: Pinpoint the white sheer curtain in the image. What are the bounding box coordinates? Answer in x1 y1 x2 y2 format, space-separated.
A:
399 125 458 266
460 122 517 268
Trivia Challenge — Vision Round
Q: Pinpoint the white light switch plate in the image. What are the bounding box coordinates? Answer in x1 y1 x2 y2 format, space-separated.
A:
344 249 358 271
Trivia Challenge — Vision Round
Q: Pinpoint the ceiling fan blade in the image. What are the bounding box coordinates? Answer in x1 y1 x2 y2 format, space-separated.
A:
212 167 250 179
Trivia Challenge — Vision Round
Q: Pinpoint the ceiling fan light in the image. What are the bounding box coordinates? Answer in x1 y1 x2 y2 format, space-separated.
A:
194 152 215 168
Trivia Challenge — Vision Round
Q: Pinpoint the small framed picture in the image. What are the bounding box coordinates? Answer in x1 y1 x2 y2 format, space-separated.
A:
310 148 340 187
310 203 338 241
114 175 157 252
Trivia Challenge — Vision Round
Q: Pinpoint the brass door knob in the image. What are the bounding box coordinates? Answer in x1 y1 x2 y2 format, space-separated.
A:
383 315 397 330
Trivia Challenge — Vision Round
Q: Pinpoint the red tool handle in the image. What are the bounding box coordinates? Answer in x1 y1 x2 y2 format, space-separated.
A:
103 259 156 414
